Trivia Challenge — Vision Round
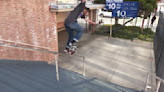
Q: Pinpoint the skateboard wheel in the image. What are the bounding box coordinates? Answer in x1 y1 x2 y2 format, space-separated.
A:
69 52 71 55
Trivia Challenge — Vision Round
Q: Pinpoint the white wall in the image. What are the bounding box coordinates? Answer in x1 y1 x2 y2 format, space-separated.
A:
57 12 69 23
157 3 164 12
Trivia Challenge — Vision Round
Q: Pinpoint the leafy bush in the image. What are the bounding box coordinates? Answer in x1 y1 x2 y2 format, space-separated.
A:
111 24 155 42
93 24 155 42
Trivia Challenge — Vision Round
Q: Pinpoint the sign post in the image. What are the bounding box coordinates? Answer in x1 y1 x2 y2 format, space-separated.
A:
106 0 123 38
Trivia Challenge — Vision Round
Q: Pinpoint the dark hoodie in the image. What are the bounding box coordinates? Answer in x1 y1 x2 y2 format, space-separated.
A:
64 2 86 24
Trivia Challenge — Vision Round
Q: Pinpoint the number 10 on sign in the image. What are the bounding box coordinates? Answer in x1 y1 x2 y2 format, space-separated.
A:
108 3 116 9
117 10 126 17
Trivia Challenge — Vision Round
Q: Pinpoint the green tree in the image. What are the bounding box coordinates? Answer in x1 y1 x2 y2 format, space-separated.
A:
94 0 106 4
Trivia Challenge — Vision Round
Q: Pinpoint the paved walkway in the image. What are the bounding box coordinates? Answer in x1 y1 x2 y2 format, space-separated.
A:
58 31 154 91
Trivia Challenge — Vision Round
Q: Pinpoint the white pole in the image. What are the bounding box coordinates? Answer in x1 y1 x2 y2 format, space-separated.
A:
83 58 85 76
145 73 150 91
55 54 59 81
156 80 161 92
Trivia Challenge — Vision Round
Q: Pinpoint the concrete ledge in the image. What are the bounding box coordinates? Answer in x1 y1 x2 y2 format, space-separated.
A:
50 4 105 12
58 27 65 32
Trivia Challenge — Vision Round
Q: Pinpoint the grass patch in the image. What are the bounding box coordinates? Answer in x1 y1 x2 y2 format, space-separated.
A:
93 24 155 42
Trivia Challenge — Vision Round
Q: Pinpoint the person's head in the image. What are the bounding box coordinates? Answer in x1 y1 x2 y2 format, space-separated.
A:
83 7 90 16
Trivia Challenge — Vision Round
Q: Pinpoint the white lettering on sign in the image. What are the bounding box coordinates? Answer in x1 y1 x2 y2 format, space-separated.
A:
108 3 116 9
117 10 126 17
123 3 136 6
122 7 128 10
130 7 137 10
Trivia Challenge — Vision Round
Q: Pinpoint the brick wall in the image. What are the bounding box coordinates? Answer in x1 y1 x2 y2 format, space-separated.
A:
0 0 58 62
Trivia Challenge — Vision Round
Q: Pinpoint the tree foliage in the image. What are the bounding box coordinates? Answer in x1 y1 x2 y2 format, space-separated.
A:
94 0 158 19
94 0 106 4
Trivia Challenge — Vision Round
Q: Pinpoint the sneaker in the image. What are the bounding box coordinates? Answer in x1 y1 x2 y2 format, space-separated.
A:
69 42 78 47
69 42 76 47
64 49 70 54
71 45 78 51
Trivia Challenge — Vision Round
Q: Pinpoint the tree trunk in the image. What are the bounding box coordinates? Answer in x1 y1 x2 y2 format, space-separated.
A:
115 17 119 25
141 19 145 31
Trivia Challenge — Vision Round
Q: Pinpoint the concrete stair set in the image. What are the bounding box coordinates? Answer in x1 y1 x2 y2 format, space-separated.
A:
0 60 146 92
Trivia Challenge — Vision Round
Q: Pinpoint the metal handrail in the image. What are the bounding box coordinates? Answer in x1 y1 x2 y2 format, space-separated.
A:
0 38 49 50
1 39 164 92
145 72 164 92
0 42 86 81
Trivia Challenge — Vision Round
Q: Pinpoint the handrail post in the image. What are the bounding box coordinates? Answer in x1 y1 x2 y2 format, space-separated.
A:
145 72 150 91
83 57 85 76
156 80 161 92
54 54 59 81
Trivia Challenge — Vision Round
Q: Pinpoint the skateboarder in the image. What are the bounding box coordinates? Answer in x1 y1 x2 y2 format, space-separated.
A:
64 0 96 54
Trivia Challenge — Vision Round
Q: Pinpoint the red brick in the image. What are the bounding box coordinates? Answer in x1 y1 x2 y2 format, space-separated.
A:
0 0 57 62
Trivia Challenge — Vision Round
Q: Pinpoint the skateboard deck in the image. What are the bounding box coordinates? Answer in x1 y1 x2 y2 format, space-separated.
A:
68 46 78 56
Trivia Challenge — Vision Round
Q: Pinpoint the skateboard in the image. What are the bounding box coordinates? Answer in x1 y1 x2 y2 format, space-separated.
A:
66 46 78 56
68 45 78 56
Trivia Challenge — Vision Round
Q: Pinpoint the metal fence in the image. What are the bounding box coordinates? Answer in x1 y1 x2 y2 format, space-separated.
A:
153 12 164 92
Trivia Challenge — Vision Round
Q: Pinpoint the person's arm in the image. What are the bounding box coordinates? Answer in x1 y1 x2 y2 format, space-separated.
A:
72 0 86 12
85 18 96 25
82 0 86 3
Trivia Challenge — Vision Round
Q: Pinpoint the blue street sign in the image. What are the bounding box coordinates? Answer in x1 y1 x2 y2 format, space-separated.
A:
106 0 123 10
112 1 139 17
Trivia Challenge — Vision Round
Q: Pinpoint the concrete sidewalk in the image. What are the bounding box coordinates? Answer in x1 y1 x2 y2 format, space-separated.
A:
58 31 154 91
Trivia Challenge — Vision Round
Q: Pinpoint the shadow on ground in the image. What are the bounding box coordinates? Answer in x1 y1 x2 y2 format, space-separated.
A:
58 31 154 91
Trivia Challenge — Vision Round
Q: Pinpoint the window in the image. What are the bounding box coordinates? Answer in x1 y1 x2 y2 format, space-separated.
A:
102 9 107 12
101 8 112 12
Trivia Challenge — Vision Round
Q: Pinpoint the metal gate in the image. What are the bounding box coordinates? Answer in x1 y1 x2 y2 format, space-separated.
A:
154 12 164 92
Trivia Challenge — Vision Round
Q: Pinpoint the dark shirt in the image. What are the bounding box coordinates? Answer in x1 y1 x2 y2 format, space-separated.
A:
79 12 86 19
64 2 86 24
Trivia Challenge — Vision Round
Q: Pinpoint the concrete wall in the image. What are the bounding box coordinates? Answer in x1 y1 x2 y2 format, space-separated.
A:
57 12 69 23
88 9 97 32
57 12 69 32
56 0 75 3
0 0 58 62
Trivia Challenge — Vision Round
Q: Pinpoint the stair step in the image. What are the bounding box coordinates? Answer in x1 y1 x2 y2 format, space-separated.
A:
0 64 83 92
26 64 120 92
0 60 140 92
0 66 59 92
93 80 135 92
25 64 82 83
20 64 85 92
0 82 19 92
0 65 65 92
0 73 40 92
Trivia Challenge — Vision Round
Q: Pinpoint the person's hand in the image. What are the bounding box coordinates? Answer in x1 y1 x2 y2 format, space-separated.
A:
92 22 97 25
82 0 86 3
